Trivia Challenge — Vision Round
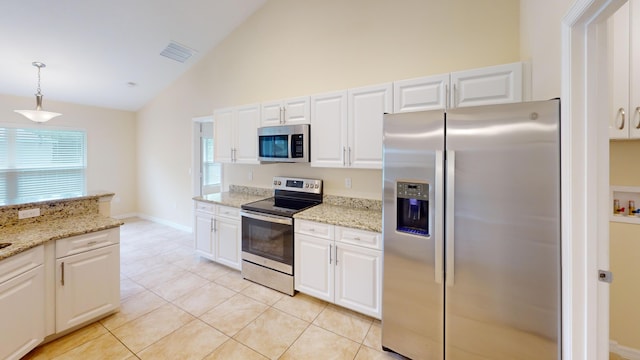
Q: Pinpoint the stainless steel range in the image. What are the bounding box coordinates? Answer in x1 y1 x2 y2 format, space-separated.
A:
240 176 322 295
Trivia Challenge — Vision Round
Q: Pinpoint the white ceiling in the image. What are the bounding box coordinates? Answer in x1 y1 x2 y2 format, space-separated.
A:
0 0 267 111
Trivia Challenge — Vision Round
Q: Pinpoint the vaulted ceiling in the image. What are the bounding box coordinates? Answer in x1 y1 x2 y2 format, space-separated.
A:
0 0 267 111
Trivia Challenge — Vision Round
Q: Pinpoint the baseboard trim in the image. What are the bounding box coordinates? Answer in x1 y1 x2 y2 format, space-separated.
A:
611 340 640 359
114 212 193 233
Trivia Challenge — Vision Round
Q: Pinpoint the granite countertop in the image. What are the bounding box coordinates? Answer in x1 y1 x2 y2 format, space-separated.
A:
0 214 123 261
295 203 382 233
194 188 382 233
193 192 269 208
0 192 115 210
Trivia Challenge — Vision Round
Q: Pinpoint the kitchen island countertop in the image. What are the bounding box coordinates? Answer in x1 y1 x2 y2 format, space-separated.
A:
0 214 123 261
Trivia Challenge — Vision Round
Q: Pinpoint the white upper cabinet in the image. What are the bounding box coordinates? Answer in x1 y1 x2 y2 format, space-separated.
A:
311 84 391 169
393 62 525 113
450 62 523 108
213 108 234 163
393 74 449 113
310 90 348 167
235 104 260 163
348 83 392 169
609 1 640 139
261 96 310 126
214 104 260 164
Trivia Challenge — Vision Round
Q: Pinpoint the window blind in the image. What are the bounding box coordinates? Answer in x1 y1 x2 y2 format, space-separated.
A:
0 126 86 205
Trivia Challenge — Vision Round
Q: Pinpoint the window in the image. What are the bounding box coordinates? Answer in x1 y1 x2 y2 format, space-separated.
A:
0 126 86 205
200 122 221 194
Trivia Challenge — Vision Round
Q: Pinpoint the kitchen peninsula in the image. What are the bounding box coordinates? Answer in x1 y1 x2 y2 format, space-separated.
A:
0 193 122 360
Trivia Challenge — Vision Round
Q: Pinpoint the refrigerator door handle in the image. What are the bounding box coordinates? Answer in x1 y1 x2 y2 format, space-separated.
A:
445 150 455 287
435 150 444 284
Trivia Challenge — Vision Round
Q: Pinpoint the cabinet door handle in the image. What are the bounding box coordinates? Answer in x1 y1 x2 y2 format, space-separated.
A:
445 83 450 110
281 106 286 124
335 245 339 266
213 219 217 232
617 107 626 130
329 244 332 265
87 240 97 246
453 83 458 108
210 218 214 232
343 147 346 166
635 107 640 129
61 262 65 286
348 147 352 166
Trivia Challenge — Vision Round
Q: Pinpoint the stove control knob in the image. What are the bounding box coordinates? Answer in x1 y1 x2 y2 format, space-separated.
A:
273 180 277 185
277 181 282 185
315 184 319 189
305 184 309 188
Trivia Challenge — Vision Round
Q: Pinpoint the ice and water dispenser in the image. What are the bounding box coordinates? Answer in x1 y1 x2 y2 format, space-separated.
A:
396 181 429 236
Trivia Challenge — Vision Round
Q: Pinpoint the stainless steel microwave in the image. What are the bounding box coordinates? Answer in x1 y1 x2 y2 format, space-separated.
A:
257 124 310 163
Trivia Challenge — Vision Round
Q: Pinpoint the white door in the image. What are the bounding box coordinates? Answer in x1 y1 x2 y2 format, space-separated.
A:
310 90 348 167
631 0 640 138
213 108 234 163
261 100 283 126
348 83 391 169
215 218 241 270
194 211 214 258
56 244 120 332
0 266 45 360
234 104 260 164
294 234 333 302
451 62 523 108
283 96 310 124
609 2 630 139
334 243 382 319
393 74 449 113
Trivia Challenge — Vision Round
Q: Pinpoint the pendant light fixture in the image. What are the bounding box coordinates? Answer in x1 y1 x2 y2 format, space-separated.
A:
14 62 62 123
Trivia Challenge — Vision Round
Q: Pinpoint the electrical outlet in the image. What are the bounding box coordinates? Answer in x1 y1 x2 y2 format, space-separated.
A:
345 177 352 189
18 208 40 219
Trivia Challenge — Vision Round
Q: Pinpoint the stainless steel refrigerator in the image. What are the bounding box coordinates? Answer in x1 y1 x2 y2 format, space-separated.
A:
381 99 561 360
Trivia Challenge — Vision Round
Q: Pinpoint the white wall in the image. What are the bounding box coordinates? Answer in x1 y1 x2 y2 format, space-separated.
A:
137 0 521 228
520 0 573 100
0 93 137 216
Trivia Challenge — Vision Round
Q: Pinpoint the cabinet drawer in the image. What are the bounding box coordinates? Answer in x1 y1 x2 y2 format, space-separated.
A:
295 220 334 239
335 227 381 250
55 228 120 258
0 245 44 284
195 201 215 214
217 205 240 219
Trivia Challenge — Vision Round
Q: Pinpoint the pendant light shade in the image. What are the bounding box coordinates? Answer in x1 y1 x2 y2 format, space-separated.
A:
14 62 61 123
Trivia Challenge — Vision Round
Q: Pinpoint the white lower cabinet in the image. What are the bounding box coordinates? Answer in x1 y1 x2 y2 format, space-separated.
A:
334 242 382 317
294 220 382 319
55 229 120 333
194 201 242 270
0 246 45 360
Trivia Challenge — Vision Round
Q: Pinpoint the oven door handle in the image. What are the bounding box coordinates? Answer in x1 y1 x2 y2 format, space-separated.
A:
240 210 293 226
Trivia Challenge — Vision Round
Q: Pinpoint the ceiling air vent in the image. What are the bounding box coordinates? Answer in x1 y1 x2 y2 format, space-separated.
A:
160 41 196 63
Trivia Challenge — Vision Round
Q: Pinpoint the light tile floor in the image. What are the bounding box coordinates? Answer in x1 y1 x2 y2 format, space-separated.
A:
23 217 405 360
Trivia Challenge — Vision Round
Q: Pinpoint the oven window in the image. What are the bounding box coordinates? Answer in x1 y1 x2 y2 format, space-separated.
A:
242 217 293 266
259 135 289 158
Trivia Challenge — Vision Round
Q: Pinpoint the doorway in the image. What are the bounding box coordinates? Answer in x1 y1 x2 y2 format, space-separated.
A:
192 116 222 197
562 0 628 358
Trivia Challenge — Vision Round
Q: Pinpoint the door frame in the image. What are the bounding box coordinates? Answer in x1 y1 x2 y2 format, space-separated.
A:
191 115 214 197
562 0 626 358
